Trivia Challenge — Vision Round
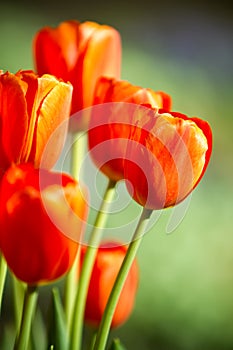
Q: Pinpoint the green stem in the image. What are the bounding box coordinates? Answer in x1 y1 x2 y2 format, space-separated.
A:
64 131 86 332
14 285 38 350
12 275 26 332
64 246 81 332
90 332 97 350
93 207 153 350
0 253 7 315
70 131 86 181
70 179 116 350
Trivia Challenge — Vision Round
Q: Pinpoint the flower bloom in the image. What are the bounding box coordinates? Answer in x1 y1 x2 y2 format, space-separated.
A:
88 78 172 182
0 70 72 176
33 20 121 120
93 76 171 110
124 107 212 209
81 242 139 328
0 163 88 285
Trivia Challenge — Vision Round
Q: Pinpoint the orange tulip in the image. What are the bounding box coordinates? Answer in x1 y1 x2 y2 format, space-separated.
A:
81 242 139 328
124 107 212 209
93 76 171 110
0 163 88 285
88 78 172 181
33 20 121 122
0 70 72 176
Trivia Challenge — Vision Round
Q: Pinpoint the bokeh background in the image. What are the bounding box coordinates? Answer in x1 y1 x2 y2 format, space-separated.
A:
0 0 232 349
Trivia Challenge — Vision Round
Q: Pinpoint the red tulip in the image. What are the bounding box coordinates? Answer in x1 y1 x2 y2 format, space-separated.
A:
124 107 212 209
33 20 121 123
0 163 88 285
81 242 139 328
88 78 172 182
0 70 72 176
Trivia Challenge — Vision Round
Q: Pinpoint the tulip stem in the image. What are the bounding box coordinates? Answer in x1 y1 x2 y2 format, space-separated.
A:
93 207 153 350
12 276 26 332
70 131 86 181
14 285 38 350
0 254 7 316
70 179 116 350
64 131 86 332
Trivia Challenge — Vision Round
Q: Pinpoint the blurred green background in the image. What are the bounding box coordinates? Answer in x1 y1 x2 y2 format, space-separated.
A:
0 0 232 349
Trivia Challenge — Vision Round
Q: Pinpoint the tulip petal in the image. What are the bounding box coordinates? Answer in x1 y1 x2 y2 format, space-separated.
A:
0 83 9 175
0 72 28 164
190 117 212 188
41 182 88 243
76 25 121 110
34 20 81 82
93 77 171 109
159 109 213 188
93 78 139 104
29 75 73 168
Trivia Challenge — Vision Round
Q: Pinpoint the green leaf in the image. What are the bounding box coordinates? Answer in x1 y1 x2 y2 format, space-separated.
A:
108 338 127 350
47 288 68 350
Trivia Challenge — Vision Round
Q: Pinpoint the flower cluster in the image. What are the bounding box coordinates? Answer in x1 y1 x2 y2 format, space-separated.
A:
0 19 212 350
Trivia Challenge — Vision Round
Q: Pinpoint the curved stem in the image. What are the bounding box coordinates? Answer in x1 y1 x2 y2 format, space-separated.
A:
64 131 86 332
0 254 7 315
93 207 153 350
14 285 38 350
70 179 116 350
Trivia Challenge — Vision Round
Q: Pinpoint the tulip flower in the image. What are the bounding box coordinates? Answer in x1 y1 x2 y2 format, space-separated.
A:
80 242 139 328
93 76 171 110
88 78 172 182
124 107 212 209
0 163 88 285
33 20 121 122
0 70 72 176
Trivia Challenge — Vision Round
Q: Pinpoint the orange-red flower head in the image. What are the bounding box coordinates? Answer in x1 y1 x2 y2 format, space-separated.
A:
33 20 121 120
124 107 212 209
0 163 88 285
88 78 172 182
93 76 171 110
81 242 139 328
0 70 72 176
89 97 212 208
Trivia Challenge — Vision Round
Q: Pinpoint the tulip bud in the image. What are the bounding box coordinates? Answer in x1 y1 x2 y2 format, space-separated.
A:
33 20 122 130
0 70 72 175
81 242 139 328
124 108 212 209
88 78 172 182
93 76 171 110
0 163 88 285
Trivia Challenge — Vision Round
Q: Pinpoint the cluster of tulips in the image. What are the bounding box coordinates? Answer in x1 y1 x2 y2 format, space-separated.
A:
0 19 212 350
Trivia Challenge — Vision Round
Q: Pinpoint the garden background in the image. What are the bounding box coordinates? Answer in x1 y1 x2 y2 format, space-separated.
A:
0 0 232 349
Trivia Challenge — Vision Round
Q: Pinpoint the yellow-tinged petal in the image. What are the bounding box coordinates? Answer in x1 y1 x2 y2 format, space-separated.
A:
32 77 73 168
80 25 121 108
125 109 210 209
41 182 88 242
